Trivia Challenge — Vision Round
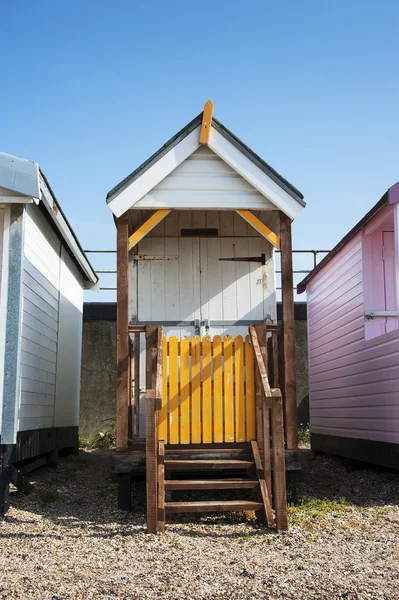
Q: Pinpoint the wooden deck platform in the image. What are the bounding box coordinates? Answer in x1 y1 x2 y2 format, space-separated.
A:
112 443 302 474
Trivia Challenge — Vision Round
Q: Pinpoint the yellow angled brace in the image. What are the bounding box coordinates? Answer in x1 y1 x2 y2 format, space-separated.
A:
236 209 281 249
128 209 171 250
199 99 214 145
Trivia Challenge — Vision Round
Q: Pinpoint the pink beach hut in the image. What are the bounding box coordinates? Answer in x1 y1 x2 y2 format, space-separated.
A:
298 182 399 468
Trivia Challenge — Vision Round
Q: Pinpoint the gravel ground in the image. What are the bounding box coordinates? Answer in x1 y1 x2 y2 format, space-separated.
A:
0 449 398 600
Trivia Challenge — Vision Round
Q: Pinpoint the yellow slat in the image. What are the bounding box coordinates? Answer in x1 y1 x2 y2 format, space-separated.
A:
202 336 212 443
158 337 168 442
234 335 245 442
191 336 201 443
245 335 256 441
179 337 190 444
169 336 179 444
223 336 234 442
213 335 223 443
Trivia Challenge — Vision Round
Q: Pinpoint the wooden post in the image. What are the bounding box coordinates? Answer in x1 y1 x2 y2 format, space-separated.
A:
280 212 298 450
132 333 141 440
254 325 272 499
271 389 288 531
146 325 158 533
116 213 130 451
158 440 165 533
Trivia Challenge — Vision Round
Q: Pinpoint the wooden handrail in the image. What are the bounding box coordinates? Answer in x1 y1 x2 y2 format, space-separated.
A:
249 325 272 407
249 324 288 531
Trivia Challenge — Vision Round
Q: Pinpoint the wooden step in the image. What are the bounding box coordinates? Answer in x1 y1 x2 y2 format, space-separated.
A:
164 459 254 471
164 478 258 491
165 500 264 514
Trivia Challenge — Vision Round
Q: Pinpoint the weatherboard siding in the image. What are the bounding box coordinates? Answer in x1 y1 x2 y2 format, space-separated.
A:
18 205 61 432
307 230 399 445
135 146 276 210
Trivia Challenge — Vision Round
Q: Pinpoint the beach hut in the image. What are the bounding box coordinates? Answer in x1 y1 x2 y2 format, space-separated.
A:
0 152 98 515
107 101 306 531
298 182 399 469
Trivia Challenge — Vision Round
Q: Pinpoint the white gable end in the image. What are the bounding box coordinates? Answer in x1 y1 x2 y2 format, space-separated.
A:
107 120 304 219
135 146 275 210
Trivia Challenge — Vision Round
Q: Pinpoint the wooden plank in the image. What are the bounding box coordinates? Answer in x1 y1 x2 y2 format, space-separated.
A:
128 209 171 250
116 213 130 451
155 327 163 411
157 441 165 533
236 209 281 249
234 335 245 442
180 337 190 444
165 479 258 491
158 337 168 442
165 500 263 513
199 99 214 145
213 335 223 443
145 325 159 534
249 326 272 404
271 389 288 531
223 336 234 442
262 402 272 501
169 336 179 444
191 336 201 443
202 336 212 443
164 459 254 470
250 440 274 527
132 333 140 440
280 212 297 450
245 335 256 441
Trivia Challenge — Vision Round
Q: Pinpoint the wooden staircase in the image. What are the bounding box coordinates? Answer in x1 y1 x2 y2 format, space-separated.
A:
144 324 289 534
157 440 284 531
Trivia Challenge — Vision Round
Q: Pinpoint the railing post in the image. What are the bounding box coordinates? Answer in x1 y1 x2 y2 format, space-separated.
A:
158 440 165 533
116 213 129 451
280 212 298 450
271 389 288 531
145 325 159 534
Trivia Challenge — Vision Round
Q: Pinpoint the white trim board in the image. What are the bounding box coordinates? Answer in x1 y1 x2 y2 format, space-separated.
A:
108 127 201 218
107 124 304 220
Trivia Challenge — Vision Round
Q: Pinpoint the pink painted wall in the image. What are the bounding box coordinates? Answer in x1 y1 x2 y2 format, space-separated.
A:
307 206 399 445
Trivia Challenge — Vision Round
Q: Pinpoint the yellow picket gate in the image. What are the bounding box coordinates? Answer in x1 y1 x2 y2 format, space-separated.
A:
159 335 256 444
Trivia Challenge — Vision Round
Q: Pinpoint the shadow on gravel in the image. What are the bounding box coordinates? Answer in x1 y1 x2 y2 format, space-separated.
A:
2 447 398 538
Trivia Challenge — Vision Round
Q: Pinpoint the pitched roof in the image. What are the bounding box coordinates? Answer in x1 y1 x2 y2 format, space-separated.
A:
297 182 399 294
0 151 98 287
106 112 305 206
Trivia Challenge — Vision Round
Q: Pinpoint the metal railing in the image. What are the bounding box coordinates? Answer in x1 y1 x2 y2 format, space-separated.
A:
84 249 330 293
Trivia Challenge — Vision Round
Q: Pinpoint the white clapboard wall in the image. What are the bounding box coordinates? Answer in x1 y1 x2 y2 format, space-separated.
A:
19 205 61 431
135 146 276 210
18 204 84 432
129 210 278 338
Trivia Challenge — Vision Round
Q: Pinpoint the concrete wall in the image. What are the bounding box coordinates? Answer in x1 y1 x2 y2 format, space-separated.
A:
79 303 309 437
80 316 116 437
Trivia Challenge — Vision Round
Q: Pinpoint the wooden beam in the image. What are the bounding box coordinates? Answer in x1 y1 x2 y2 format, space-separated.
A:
250 441 274 527
199 99 214 145
280 212 297 450
236 210 280 249
146 325 159 533
249 325 272 405
128 210 171 250
116 214 130 451
158 440 165 533
254 325 272 500
271 389 288 531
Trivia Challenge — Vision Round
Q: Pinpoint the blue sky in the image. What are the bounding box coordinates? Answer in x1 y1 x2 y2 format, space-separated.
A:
1 1 398 297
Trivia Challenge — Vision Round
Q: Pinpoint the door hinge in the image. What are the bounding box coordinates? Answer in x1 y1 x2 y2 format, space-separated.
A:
219 253 266 265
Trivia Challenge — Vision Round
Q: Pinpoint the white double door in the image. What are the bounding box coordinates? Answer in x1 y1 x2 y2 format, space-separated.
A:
135 236 275 338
